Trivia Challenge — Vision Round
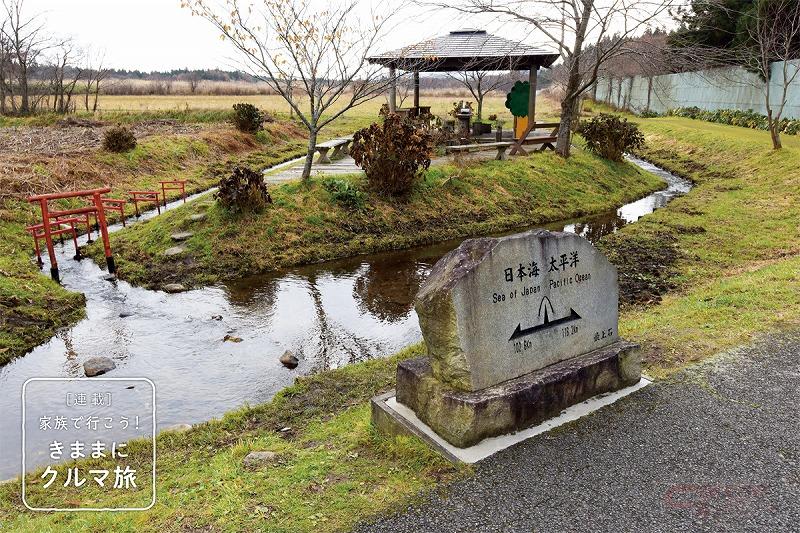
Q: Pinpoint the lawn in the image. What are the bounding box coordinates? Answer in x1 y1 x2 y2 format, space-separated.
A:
600 114 800 374
0 344 465 532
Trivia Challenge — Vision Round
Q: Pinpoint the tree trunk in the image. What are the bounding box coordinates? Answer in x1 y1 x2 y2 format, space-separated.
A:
19 66 29 114
301 129 318 181
556 98 576 158
477 96 483 121
646 77 653 112
768 110 782 149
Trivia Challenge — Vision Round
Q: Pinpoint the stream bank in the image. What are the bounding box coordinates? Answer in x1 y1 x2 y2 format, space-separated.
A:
87 149 665 289
0 155 689 480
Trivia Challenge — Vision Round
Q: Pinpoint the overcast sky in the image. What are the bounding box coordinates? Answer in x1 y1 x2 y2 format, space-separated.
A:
25 1 675 72
24 0 486 71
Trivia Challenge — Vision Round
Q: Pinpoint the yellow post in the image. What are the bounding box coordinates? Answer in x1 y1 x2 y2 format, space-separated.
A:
514 116 529 140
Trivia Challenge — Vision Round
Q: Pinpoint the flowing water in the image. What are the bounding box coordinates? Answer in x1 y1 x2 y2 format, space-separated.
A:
0 156 690 479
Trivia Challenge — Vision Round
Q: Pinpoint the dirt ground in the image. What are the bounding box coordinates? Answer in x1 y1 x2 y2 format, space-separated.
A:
0 118 204 156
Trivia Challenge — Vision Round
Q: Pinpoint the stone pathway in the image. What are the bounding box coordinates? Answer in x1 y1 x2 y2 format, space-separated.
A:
266 155 365 182
354 331 800 533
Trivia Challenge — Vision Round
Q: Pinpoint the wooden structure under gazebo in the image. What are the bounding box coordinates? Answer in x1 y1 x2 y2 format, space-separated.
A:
367 29 559 154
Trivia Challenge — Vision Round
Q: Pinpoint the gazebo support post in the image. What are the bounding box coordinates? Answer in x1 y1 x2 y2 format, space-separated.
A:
528 65 538 126
510 64 539 156
389 64 397 113
413 71 420 112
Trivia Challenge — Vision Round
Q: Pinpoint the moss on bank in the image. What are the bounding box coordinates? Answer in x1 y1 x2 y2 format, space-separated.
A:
0 121 308 366
90 148 665 289
0 344 464 532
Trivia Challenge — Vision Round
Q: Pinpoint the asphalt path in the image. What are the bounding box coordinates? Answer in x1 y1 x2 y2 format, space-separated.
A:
354 331 800 533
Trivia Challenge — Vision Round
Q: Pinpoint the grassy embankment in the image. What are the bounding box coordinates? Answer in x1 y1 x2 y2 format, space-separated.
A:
89 148 665 289
0 344 465 532
600 115 800 375
0 120 308 365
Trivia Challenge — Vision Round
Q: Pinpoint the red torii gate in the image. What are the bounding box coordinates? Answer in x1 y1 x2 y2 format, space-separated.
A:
28 187 116 282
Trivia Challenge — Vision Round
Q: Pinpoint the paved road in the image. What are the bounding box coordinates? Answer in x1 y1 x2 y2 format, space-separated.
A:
355 332 800 533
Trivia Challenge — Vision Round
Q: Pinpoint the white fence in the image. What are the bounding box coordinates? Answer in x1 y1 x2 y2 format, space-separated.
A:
595 60 800 119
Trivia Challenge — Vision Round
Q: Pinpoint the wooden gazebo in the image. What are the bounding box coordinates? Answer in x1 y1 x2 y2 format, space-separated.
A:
367 29 559 130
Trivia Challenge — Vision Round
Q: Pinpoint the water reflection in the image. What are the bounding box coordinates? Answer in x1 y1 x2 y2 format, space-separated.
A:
0 155 690 479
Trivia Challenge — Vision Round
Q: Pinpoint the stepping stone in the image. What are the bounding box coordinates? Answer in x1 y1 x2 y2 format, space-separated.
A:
84 357 116 377
223 334 243 343
189 213 206 222
243 451 278 468
163 423 192 434
171 232 194 242
280 350 299 369
164 246 186 257
163 283 187 293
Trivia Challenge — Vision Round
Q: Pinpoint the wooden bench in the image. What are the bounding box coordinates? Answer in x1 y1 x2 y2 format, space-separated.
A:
446 142 514 161
520 135 558 152
315 137 353 164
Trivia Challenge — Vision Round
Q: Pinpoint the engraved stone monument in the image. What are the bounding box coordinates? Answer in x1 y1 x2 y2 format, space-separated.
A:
372 229 642 451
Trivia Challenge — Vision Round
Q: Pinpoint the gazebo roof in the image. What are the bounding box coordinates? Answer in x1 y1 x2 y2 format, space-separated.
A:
367 29 559 72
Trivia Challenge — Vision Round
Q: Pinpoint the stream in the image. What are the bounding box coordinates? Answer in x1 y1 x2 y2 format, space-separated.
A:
0 156 690 479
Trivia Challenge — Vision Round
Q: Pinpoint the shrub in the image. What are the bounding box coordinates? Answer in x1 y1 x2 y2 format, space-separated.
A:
102 125 137 152
350 114 433 197
577 113 645 161
322 178 367 211
639 110 660 118
667 106 800 135
231 103 267 133
216 166 272 213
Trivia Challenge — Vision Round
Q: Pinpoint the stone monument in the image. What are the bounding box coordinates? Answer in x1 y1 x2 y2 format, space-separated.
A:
372 229 642 450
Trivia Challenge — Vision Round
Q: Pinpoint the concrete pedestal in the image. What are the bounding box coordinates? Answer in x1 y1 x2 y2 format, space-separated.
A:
374 340 641 449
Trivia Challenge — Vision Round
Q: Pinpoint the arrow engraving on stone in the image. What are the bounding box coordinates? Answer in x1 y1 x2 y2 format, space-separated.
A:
509 296 582 341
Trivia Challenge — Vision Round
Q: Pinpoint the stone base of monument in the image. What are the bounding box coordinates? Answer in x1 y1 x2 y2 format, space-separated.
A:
372 340 645 460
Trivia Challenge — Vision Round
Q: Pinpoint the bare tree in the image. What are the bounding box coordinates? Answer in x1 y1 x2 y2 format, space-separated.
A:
0 22 11 114
185 70 201 93
83 47 108 112
47 37 83 113
1 0 48 114
739 0 800 150
423 0 679 157
446 69 509 120
183 0 402 182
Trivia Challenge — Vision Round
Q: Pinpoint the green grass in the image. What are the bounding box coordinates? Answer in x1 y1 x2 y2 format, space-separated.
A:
0 344 464 532
0 123 310 366
0 207 86 364
589 114 800 374
90 147 665 289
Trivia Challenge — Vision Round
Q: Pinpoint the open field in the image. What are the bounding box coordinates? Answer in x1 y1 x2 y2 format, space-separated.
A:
90 93 533 120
